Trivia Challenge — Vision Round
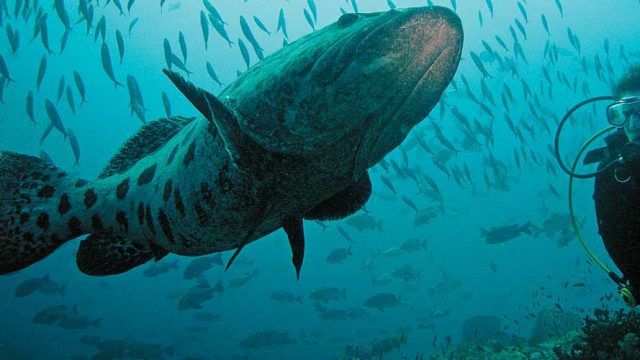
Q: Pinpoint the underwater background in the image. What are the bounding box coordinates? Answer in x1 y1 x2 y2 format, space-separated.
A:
1 0 640 359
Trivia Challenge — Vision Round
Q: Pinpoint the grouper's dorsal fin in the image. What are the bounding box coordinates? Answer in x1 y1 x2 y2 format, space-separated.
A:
99 116 195 179
163 69 258 167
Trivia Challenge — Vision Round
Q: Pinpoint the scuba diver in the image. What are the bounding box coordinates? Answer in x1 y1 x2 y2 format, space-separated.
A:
555 65 640 308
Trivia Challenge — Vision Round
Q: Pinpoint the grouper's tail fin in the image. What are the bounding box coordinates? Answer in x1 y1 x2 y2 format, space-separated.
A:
0 151 86 274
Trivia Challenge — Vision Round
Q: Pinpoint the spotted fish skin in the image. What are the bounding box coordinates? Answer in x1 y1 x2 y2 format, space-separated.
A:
83 118 260 255
0 7 462 276
76 116 344 256
0 153 86 274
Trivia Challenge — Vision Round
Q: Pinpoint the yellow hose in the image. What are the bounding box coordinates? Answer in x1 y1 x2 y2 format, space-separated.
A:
568 126 615 274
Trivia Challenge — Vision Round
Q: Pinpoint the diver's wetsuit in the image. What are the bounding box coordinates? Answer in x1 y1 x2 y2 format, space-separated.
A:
593 130 640 302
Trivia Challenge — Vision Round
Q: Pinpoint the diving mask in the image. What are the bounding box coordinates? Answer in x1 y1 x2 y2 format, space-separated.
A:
607 96 640 127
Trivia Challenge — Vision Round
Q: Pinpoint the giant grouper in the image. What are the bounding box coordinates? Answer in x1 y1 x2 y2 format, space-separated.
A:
0 6 463 277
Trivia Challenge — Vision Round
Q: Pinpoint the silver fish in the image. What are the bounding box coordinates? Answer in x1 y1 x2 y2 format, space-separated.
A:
363 292 402 311
307 0 317 22
276 8 288 39
40 123 54 144
253 15 270 36
26 91 35 123
178 31 187 64
161 91 171 117
54 0 71 31
169 53 192 75
127 0 136 13
67 129 80 166
56 76 66 104
206 62 223 86
128 17 139 35
203 0 225 24
142 258 178 277
485 0 494 18
6 24 19 55
100 42 122 87
44 99 67 137
303 8 315 31
15 273 61 297
116 29 125 64
239 15 261 50
65 86 76 115
94 15 105 43
0 53 14 82
238 38 251 70
73 71 87 104
210 14 232 47
112 0 124 15
200 11 209 50
481 222 532 244
60 29 70 54
163 38 173 70
126 74 144 111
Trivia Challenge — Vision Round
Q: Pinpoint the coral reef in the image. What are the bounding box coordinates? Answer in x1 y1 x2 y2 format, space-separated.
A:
340 333 409 360
554 308 640 360
429 332 577 360
341 308 639 359
530 309 583 344
462 315 511 346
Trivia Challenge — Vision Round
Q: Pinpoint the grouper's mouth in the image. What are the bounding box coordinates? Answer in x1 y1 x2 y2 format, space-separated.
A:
352 6 463 174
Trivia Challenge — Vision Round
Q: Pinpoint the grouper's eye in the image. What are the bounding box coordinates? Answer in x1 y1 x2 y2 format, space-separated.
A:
337 13 358 28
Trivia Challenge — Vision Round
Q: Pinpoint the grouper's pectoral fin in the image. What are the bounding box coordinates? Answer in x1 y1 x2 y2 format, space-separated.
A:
76 234 168 276
225 216 306 280
163 69 258 168
225 202 271 272
282 217 305 280
304 171 372 221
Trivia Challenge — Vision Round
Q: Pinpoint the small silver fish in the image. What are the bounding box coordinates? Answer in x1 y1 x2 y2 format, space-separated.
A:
44 99 67 137
67 129 80 166
100 42 122 87
116 29 125 64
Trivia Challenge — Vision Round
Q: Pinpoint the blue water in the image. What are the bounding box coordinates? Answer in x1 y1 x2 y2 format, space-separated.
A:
1 0 639 359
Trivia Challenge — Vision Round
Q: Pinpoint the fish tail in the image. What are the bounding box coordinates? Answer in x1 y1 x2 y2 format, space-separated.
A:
520 221 533 235
0 151 87 274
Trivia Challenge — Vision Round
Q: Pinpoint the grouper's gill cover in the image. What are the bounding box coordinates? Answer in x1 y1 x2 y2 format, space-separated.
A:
224 7 463 160
355 7 463 170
